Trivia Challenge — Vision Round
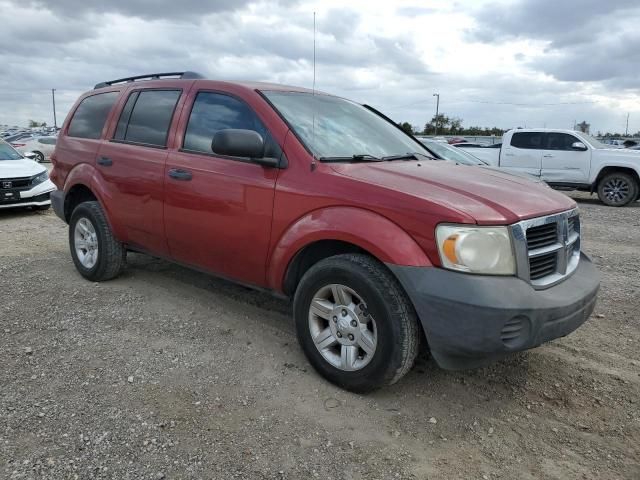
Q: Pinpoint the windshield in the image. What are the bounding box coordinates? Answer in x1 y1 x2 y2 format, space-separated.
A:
263 91 429 159
579 133 608 149
422 140 487 165
0 141 23 161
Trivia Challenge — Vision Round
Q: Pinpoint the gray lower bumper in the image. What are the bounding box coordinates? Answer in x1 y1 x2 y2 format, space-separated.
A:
388 253 600 369
50 189 65 222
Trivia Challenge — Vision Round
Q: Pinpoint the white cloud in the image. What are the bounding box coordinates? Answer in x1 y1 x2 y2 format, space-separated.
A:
0 0 638 134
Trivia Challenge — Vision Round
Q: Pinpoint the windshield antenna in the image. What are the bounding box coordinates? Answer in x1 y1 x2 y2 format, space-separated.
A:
311 11 317 172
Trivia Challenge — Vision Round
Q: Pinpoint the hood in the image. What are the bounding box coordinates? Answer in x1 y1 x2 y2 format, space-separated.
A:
0 158 45 178
331 161 575 225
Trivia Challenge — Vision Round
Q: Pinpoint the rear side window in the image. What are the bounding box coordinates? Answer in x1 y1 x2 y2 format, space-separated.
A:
67 92 119 139
183 92 274 156
546 133 580 150
510 132 545 149
114 90 181 147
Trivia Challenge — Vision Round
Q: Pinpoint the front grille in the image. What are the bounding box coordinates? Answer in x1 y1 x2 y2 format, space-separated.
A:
529 251 558 279
512 210 581 289
526 223 558 250
0 176 32 190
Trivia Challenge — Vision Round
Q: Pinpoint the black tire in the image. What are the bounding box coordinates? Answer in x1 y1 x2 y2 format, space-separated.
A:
597 172 638 207
33 151 45 163
69 201 125 281
293 254 420 393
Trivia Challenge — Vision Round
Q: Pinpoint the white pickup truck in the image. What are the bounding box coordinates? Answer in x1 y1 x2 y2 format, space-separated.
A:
456 129 640 206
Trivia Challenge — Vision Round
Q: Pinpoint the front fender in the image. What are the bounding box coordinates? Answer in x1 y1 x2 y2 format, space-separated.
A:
267 206 432 292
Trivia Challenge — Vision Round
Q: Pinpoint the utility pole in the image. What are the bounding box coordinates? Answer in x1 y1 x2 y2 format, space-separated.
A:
51 89 57 129
433 93 440 136
625 113 629 136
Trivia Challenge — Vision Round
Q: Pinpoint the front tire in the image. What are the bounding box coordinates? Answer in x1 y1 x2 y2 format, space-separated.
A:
597 172 638 206
69 201 125 281
293 254 420 393
33 151 45 163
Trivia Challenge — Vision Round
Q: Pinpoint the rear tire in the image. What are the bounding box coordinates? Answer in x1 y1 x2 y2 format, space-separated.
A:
597 172 638 206
69 201 125 281
293 254 420 393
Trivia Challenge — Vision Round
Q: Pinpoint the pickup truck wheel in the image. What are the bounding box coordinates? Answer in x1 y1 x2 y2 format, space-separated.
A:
293 254 419 392
597 172 638 206
69 201 125 281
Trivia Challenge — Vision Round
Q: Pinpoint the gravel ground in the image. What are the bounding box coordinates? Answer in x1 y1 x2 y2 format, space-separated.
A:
1 192 639 480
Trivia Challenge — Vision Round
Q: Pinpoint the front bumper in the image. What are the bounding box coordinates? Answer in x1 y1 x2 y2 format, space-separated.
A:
0 179 55 210
388 253 600 369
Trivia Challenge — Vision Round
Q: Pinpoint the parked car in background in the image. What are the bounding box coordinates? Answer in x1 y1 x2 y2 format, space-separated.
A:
456 129 640 206
49 72 599 392
421 138 547 185
0 139 55 210
4 132 36 143
12 136 57 162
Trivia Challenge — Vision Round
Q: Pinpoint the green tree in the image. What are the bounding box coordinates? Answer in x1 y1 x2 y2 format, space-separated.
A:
398 122 414 135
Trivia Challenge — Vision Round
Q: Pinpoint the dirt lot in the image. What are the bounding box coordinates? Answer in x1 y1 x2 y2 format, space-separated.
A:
1 192 638 480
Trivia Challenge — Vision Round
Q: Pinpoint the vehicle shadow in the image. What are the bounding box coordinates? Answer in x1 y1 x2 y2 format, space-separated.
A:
124 252 534 410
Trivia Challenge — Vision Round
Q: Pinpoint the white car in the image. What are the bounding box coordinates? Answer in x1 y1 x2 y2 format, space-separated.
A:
456 128 640 206
12 136 57 163
0 139 56 210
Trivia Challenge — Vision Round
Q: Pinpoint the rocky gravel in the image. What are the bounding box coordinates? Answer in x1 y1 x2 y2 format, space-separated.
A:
1 192 639 479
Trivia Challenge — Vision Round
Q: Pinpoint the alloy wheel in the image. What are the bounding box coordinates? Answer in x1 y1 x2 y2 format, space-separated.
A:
308 284 377 372
74 217 99 269
602 177 631 204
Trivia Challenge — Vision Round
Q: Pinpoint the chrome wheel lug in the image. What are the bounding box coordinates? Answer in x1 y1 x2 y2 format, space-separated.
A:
341 309 347 317
333 316 337 322
350 320 357 327
348 334 354 341
337 332 342 338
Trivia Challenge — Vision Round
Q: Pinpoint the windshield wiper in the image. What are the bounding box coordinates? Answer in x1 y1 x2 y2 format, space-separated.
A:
382 152 435 161
319 154 383 163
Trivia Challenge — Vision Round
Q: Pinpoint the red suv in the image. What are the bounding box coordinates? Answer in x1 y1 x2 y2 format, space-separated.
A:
50 72 599 392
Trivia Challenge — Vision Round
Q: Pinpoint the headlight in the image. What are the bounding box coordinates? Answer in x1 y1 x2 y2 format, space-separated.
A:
435 225 515 275
31 170 49 186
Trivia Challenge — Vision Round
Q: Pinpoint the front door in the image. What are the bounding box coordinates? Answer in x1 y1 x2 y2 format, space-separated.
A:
541 132 590 184
163 91 281 287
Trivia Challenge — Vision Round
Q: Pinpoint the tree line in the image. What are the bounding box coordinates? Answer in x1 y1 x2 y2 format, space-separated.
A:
397 114 506 137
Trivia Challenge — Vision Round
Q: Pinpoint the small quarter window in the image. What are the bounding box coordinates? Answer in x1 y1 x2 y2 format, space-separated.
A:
68 92 119 139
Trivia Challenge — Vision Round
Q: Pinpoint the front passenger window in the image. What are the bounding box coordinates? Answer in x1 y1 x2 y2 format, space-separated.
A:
183 92 279 158
546 133 580 151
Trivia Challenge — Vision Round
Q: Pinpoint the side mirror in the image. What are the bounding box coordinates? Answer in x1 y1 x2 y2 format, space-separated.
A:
212 129 265 159
571 142 588 151
23 151 37 160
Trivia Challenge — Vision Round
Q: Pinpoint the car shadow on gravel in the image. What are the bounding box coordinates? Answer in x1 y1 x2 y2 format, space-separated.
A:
123 251 534 401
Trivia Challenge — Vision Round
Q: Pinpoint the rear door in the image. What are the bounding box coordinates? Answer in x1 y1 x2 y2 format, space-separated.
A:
164 90 280 287
499 131 544 177
541 132 590 184
96 88 185 255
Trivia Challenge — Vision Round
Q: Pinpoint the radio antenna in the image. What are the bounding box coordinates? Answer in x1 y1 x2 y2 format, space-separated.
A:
311 11 317 171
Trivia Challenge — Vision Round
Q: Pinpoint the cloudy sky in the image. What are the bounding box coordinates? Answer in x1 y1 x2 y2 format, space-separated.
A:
1 0 639 134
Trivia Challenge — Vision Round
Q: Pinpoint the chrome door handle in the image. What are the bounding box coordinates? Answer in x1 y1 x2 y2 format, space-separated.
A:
543 154 554 158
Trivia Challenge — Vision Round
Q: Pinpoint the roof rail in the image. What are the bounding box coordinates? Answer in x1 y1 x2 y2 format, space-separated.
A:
94 71 205 89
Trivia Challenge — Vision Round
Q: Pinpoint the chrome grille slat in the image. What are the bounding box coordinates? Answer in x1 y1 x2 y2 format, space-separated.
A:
510 209 580 289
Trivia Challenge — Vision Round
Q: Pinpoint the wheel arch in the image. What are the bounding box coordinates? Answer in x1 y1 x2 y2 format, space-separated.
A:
592 166 640 193
268 206 432 296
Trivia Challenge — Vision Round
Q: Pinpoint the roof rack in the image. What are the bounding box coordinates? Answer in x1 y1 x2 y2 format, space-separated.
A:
94 71 205 89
